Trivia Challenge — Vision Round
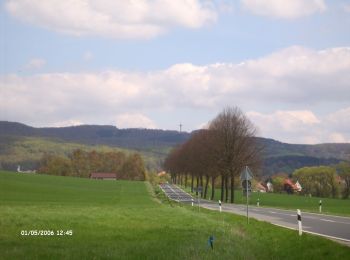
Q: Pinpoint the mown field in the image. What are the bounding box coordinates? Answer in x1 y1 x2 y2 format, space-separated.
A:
1 171 349 259
183 186 350 216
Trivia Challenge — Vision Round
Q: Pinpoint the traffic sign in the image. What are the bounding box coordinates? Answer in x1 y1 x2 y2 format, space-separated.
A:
241 166 254 224
242 180 252 189
240 167 253 181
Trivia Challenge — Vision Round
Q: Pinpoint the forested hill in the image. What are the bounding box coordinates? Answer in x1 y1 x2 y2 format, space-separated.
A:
1 121 349 175
260 138 350 160
0 121 189 150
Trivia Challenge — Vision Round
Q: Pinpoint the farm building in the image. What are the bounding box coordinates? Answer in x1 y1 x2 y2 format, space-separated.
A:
266 181 273 192
284 179 302 194
256 182 267 192
90 173 117 180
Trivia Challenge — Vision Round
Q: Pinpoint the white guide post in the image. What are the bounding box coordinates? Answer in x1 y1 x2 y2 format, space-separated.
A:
297 209 302 236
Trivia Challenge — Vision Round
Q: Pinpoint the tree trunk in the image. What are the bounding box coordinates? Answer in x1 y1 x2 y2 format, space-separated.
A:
185 173 188 188
221 174 224 202
211 176 216 200
196 176 199 196
230 173 235 203
200 175 204 198
204 175 209 199
191 174 194 193
225 175 229 202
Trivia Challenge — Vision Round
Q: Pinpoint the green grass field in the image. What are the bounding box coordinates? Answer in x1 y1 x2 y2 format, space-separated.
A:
1 171 349 259
183 186 350 216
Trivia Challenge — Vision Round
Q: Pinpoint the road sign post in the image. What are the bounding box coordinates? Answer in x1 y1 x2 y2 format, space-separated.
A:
240 166 253 224
219 200 222 212
319 200 322 213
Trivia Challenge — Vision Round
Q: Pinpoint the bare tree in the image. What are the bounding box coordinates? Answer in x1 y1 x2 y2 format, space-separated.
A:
187 130 219 199
209 107 262 203
164 106 262 204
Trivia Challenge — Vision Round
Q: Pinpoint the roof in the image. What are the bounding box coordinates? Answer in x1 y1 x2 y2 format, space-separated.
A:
284 179 298 190
90 173 117 178
256 182 267 191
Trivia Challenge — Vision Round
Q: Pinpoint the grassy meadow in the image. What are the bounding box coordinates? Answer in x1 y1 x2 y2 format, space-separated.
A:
1 170 349 259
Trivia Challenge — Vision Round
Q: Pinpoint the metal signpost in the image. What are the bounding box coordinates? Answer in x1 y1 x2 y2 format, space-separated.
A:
240 166 253 224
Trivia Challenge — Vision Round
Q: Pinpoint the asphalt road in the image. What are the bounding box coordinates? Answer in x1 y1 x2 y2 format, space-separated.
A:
159 183 350 245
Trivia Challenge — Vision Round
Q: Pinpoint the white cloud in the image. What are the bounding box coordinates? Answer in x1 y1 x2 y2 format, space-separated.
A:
51 119 83 127
5 0 217 39
83 51 93 62
116 113 156 129
1 46 350 143
25 58 46 70
241 0 326 19
247 110 322 143
328 133 347 143
247 109 350 144
324 107 350 133
342 4 350 13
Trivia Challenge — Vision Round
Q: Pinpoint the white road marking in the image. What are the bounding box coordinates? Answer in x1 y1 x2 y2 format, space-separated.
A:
161 186 350 244
320 219 336 223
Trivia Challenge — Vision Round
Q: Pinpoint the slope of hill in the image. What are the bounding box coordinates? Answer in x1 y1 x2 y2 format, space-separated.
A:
0 121 189 150
0 136 162 172
0 121 349 175
259 137 350 160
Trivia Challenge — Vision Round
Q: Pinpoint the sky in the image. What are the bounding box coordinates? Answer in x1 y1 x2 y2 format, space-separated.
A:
0 0 350 144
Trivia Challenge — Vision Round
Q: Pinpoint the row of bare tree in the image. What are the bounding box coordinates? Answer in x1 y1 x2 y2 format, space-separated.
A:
164 107 263 203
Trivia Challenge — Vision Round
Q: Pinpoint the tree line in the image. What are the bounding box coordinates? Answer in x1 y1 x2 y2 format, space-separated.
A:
269 161 350 199
38 149 146 180
164 107 262 203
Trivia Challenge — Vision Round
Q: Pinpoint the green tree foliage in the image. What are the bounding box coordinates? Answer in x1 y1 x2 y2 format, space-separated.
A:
38 149 145 180
120 153 146 181
145 171 171 186
271 176 285 193
336 161 350 199
293 166 339 198
39 154 72 177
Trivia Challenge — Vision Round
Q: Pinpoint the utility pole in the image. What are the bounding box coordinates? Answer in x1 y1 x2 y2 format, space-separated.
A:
179 123 182 132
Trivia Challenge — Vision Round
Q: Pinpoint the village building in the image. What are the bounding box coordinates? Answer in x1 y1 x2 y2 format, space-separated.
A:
283 179 302 194
266 181 273 192
17 165 36 174
295 180 302 192
256 182 267 192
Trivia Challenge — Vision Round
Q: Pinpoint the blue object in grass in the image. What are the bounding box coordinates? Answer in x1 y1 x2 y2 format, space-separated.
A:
208 235 214 249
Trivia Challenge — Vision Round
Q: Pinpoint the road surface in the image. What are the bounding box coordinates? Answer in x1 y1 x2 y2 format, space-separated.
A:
159 183 350 245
